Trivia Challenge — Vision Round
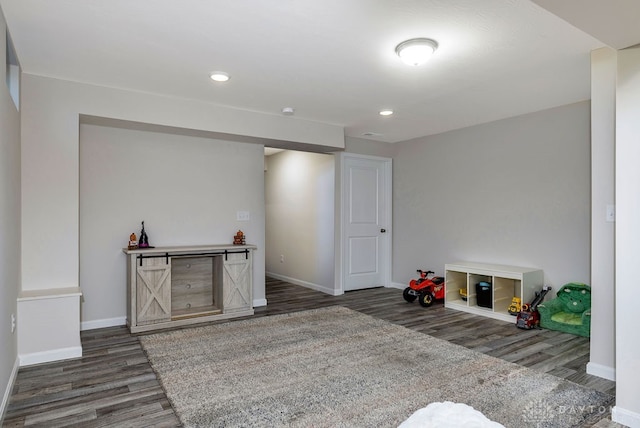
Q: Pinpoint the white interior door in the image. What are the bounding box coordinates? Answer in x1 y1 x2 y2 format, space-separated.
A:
340 154 391 291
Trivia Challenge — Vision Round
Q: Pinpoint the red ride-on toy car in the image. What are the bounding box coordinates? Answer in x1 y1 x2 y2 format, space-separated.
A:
403 270 446 307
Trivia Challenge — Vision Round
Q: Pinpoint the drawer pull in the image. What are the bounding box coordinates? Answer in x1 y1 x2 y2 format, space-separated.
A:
186 303 191 308
186 263 191 268
186 284 191 289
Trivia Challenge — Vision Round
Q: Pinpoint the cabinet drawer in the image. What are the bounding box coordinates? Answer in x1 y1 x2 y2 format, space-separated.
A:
172 257 212 282
172 282 214 310
171 257 214 310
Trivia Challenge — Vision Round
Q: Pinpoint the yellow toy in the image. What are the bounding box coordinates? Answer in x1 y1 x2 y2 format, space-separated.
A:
508 297 522 315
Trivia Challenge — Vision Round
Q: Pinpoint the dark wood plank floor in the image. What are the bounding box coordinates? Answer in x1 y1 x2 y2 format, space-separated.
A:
3 277 615 427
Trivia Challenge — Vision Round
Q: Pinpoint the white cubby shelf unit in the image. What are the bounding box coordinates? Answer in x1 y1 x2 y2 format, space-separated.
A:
444 261 544 323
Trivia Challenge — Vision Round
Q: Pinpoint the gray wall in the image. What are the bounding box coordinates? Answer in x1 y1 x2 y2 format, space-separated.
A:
0 15 21 417
19 72 342 294
589 48 615 379
345 136 396 158
79 124 266 327
265 151 335 294
392 101 591 287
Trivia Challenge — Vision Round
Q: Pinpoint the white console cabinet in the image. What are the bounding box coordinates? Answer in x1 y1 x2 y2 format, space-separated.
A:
444 261 543 323
124 244 255 333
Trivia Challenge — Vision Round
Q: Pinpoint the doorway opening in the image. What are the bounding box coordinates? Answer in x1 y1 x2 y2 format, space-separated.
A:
264 149 338 295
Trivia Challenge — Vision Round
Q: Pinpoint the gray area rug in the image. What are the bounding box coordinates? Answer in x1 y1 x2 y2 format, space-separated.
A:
139 306 614 427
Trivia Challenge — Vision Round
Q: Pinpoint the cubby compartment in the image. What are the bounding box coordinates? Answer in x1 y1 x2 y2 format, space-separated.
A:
444 261 543 323
444 270 467 304
493 277 520 318
468 274 492 310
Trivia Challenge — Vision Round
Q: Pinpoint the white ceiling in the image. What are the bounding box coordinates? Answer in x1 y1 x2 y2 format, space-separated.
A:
1 1 637 143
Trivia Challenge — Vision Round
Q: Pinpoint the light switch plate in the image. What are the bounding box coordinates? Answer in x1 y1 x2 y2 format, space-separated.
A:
237 211 250 221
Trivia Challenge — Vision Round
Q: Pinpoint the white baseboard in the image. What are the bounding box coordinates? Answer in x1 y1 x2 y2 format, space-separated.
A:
19 346 82 367
266 272 342 296
612 405 640 427
389 282 406 290
253 298 268 307
586 361 616 381
0 357 19 426
80 316 127 331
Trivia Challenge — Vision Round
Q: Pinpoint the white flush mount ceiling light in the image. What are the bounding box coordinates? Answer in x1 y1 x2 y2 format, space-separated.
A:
395 38 438 66
210 71 230 82
379 109 394 116
282 107 295 116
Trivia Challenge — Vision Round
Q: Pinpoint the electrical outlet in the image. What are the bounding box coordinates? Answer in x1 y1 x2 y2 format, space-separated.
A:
236 211 250 221
11 314 16 334
280 255 284 263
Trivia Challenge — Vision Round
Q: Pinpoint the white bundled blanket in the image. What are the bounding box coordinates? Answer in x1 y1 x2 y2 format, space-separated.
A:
399 402 505 428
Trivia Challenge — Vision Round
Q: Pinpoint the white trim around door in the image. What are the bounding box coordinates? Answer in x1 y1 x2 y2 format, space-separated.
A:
335 152 392 293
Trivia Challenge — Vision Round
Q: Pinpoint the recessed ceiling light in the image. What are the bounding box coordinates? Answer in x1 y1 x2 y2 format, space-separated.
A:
395 38 438 66
379 109 394 116
210 71 230 82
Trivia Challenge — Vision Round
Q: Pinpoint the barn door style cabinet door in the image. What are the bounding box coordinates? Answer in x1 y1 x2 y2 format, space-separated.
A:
135 256 172 325
124 244 256 333
222 252 253 313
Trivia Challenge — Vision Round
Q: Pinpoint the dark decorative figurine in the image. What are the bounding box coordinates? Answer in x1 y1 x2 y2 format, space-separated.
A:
139 221 150 248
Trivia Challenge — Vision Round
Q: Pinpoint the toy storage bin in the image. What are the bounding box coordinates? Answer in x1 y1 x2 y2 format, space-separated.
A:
475 281 492 308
